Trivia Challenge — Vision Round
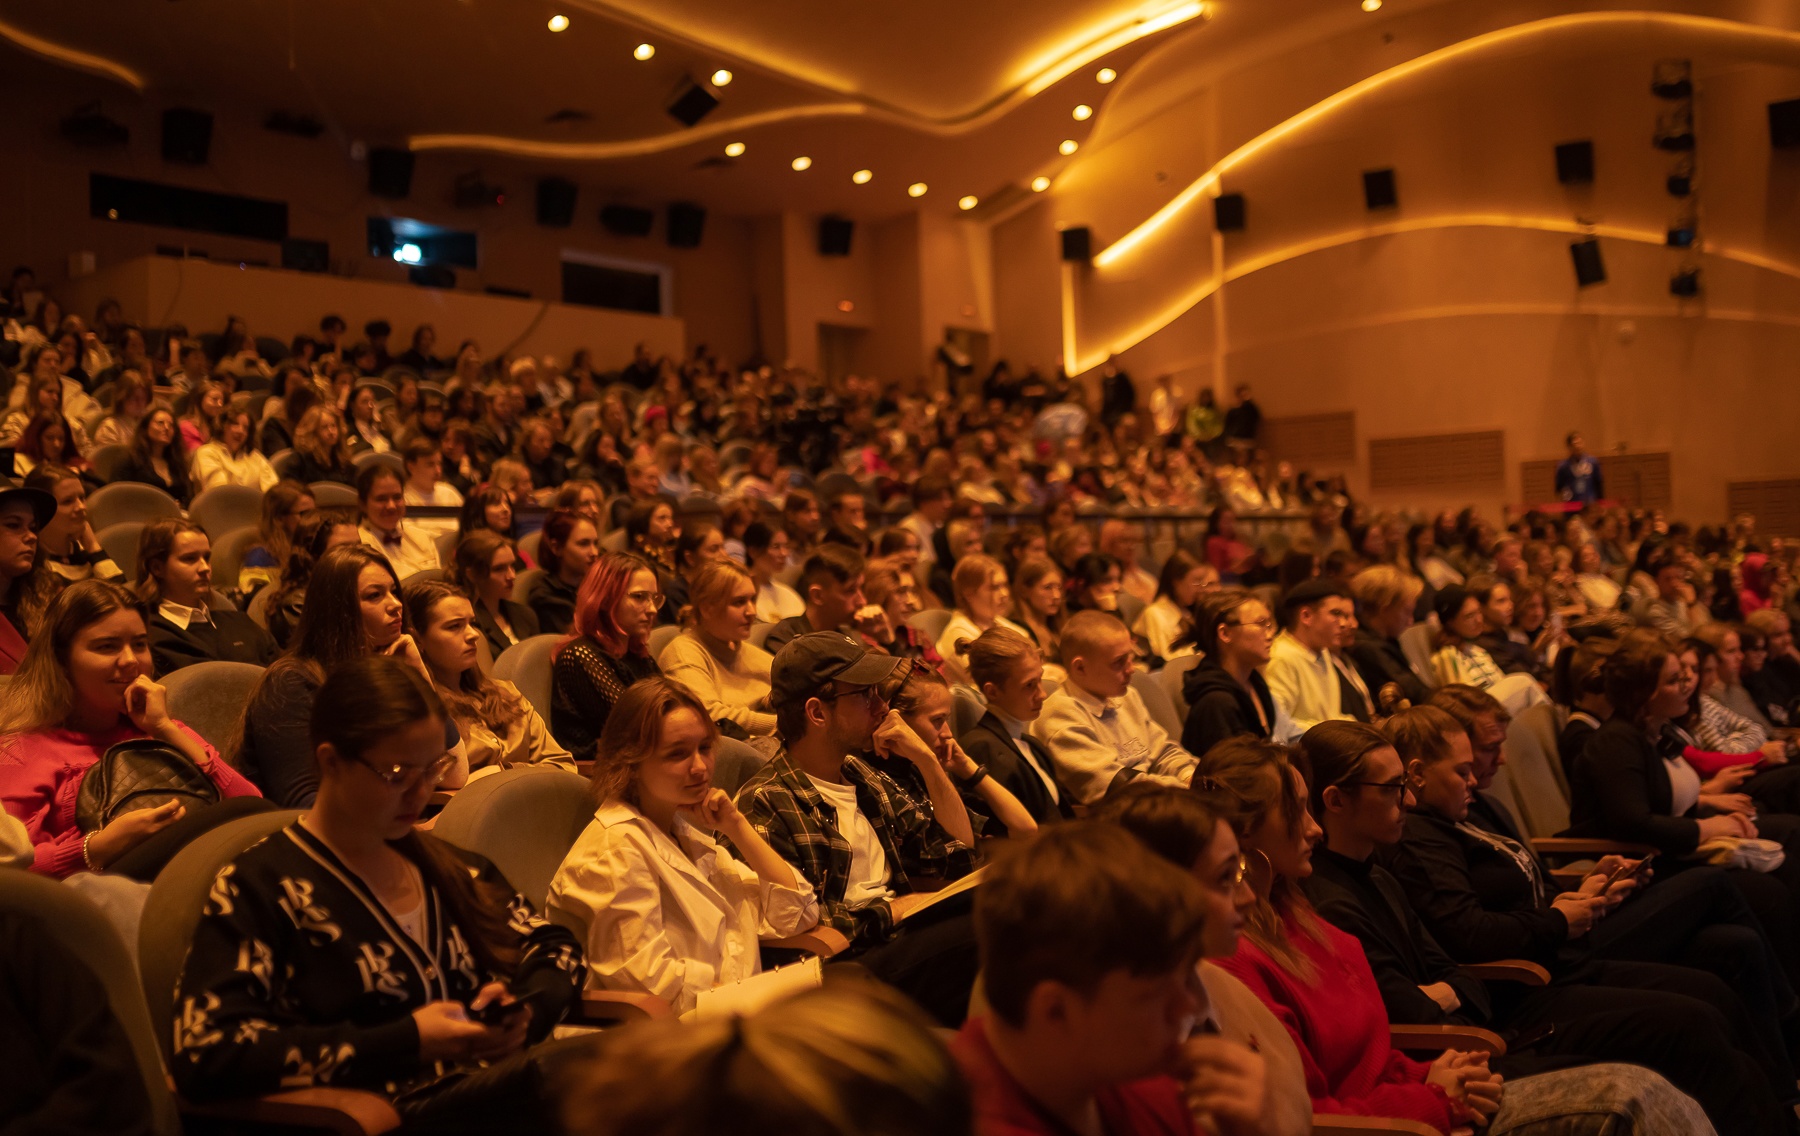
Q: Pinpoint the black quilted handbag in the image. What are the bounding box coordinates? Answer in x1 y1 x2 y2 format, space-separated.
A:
74 738 219 833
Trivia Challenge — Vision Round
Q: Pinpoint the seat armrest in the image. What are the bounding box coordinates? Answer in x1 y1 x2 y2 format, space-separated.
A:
761 926 852 957
182 1088 403 1135
1311 1117 1442 1136
1530 838 1654 858
1460 959 1551 986
567 990 673 1024
1389 1023 1507 1057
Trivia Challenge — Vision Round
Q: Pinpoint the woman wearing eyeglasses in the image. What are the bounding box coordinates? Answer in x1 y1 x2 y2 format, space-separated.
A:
238 544 466 807
1301 719 1785 1136
552 551 663 764
173 655 588 1128
1193 734 1716 1136
1180 588 1293 758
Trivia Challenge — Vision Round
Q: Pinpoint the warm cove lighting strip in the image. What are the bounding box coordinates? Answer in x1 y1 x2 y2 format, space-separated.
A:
411 103 868 160
1068 214 1800 375
0 16 145 90
1092 11 1800 269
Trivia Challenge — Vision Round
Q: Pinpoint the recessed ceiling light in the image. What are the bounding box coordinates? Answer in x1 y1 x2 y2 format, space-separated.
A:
724 141 745 157
711 69 733 86
1096 67 1117 83
791 156 812 171
958 195 979 210
633 43 655 60
547 13 569 32
1059 139 1079 155
908 182 928 198
1073 104 1093 121
837 300 855 312
1361 0 1381 9
852 169 873 184
1031 176 1051 192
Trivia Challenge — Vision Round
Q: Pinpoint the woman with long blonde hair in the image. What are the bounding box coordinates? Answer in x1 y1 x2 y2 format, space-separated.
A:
291 403 356 484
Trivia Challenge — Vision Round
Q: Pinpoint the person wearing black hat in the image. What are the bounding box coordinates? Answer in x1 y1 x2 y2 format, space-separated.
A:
1263 578 1358 732
733 631 982 1026
0 477 57 673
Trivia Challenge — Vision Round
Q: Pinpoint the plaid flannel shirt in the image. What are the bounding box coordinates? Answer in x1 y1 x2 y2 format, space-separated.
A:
733 749 980 947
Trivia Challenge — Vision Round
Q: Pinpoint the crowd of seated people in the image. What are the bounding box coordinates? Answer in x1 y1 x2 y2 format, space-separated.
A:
15 288 1800 1133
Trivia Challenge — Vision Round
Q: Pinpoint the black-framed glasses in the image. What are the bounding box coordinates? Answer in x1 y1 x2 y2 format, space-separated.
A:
820 685 888 710
1340 778 1409 798
355 752 455 789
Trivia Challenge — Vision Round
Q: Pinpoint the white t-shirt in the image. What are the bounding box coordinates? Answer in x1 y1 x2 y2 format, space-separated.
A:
809 776 893 908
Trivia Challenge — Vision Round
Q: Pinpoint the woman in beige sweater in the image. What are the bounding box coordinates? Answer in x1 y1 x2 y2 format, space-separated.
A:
659 560 777 737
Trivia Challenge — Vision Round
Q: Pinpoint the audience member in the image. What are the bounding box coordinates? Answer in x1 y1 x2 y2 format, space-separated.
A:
0 477 56 672
936 554 1029 681
189 404 278 492
859 561 941 664
1098 519 1158 605
1181 588 1294 757
764 545 866 654
665 521 726 618
1134 548 1214 661
21 467 119 585
1009 556 1065 662
870 663 1037 838
237 480 314 593
454 530 539 659
659 560 777 737
289 404 356 485
958 626 1071 831
744 521 803 622
1345 565 1430 706
551 551 663 762
900 475 954 572
356 463 440 581
259 509 360 649
528 508 601 635
177 380 225 454
1261 578 1358 732
136 519 277 672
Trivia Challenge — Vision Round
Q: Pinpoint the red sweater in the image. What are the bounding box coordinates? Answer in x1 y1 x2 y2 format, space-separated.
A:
0 721 262 878
952 1017 1196 1136
1212 914 1458 1134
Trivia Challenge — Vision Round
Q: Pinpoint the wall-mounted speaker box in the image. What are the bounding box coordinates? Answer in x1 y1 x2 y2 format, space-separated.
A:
1213 193 1246 232
60 106 129 148
281 238 330 273
409 265 456 289
536 178 577 227
818 216 854 257
1670 267 1700 297
666 202 706 248
667 82 719 127
1555 140 1594 184
1770 99 1800 148
368 148 415 199
600 204 655 237
1060 226 1091 262
1569 238 1606 286
161 108 213 164
1362 168 1397 210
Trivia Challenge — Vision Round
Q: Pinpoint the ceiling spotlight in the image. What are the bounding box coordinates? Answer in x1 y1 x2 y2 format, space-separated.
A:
1096 67 1117 83
852 168 873 184
958 195 979 210
1073 104 1093 121
1361 0 1381 9
1059 139 1079 155
711 69 733 86
724 141 745 157
1031 176 1051 192
547 13 569 31
791 156 812 171
633 42 655 60
837 300 855 312
908 182 928 198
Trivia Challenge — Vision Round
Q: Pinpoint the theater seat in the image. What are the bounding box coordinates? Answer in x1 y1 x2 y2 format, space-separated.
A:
208 526 260 592
714 736 768 796
649 624 682 658
512 567 547 607
88 442 133 483
747 621 775 651
189 484 264 540
432 766 594 907
951 684 986 738
1156 653 1203 720
161 661 265 751
493 633 562 720
97 521 145 581
906 609 953 645
1129 669 1183 738
309 481 358 508
88 482 181 531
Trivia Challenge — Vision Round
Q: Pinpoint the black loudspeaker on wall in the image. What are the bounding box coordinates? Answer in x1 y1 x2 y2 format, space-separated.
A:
667 202 706 248
1555 141 1594 185
1213 193 1246 232
536 178 577 227
368 148 415 199
161 108 213 164
1569 238 1606 287
1363 169 1397 210
600 205 655 237
1770 99 1800 148
1060 227 1092 262
281 238 330 273
667 82 719 127
818 216 854 257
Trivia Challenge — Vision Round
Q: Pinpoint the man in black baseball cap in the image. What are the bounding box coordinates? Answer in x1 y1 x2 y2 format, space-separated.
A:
0 475 56 671
735 631 982 1025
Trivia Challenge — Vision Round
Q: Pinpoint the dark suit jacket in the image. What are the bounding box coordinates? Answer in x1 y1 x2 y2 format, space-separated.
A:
959 711 1074 834
1565 716 1701 855
472 598 540 663
148 608 278 676
1346 629 1429 707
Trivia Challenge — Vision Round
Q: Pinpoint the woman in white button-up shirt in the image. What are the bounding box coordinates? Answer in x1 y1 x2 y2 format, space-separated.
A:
545 676 818 1014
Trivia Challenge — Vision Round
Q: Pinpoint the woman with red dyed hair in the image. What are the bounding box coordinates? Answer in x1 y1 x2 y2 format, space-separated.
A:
551 550 663 762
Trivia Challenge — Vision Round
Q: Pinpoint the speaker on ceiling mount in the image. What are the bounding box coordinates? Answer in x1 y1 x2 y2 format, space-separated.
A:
368 148 415 199
818 216 854 257
1362 168 1397 210
1060 227 1091 262
1213 193 1246 232
1555 141 1594 185
667 202 706 248
536 178 577 227
600 204 655 237
1570 238 1606 287
161 108 213 164
1769 98 1800 148
667 81 719 127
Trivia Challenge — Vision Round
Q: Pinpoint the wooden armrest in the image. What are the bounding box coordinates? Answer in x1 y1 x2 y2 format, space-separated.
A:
1550 867 1587 889
567 990 674 1024
182 1088 402 1134
1461 959 1551 986
1389 1024 1507 1057
761 926 852 957
1530 838 1654 858
1311 1116 1441 1136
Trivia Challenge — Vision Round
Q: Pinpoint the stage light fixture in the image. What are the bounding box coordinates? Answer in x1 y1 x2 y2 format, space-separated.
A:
547 14 569 32
908 182 928 197
791 156 812 170
1059 139 1079 155
1096 67 1117 83
393 242 423 265
724 141 745 157
711 69 733 86
633 43 655 60
1073 104 1093 120
1032 176 1051 192
852 169 873 184
959 195 978 210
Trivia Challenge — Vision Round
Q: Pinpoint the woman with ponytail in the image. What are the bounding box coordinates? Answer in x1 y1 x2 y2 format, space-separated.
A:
172 654 586 1126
